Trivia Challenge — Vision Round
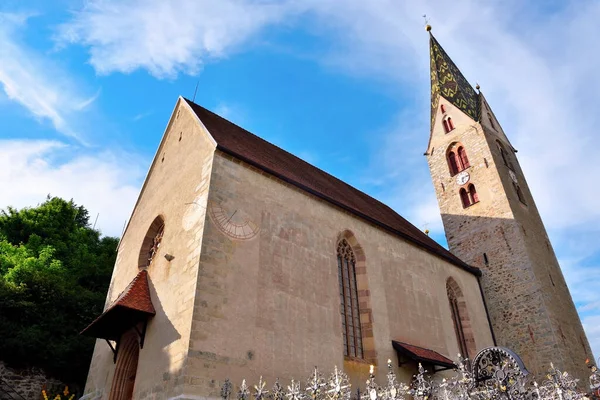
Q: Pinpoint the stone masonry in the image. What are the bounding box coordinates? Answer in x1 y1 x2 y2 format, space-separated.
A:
426 95 593 383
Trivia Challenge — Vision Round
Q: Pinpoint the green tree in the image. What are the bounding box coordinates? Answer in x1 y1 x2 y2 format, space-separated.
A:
0 197 118 387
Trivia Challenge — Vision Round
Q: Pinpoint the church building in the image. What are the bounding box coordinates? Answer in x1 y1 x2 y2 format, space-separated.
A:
80 30 591 400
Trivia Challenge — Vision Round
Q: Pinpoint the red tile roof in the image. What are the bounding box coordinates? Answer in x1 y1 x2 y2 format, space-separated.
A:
81 270 155 340
392 340 455 368
184 98 479 276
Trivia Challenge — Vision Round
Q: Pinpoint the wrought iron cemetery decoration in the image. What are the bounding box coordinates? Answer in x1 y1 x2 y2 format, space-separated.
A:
219 350 599 400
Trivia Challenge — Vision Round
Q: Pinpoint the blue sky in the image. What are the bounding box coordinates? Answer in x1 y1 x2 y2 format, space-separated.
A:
1 0 599 363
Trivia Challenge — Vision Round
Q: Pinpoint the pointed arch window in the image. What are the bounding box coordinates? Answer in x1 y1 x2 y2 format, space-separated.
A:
446 279 475 359
457 146 470 169
337 240 363 359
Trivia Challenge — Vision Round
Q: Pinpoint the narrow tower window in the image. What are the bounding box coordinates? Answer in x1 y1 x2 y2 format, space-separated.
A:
469 184 479 204
337 239 363 359
460 188 471 208
513 182 526 205
457 146 470 169
483 253 489 266
447 117 455 131
443 119 451 133
448 151 459 175
441 104 446 113
488 112 495 129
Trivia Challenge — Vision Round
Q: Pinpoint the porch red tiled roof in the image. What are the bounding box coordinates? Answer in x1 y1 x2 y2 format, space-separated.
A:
392 340 455 368
81 270 155 340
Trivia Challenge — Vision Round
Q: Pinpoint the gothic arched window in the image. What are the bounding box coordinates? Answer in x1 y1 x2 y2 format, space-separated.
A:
337 239 363 359
448 151 459 175
457 147 470 169
446 278 469 358
138 216 165 269
447 278 475 359
441 104 446 113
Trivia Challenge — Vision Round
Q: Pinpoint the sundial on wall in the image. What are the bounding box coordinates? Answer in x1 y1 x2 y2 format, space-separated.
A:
208 201 260 240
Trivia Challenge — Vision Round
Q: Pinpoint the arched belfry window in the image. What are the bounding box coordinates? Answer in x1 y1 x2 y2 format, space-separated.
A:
469 184 479 204
337 239 363 359
138 216 165 269
443 117 455 133
447 144 470 176
446 278 476 359
448 151 459 175
457 147 470 169
460 188 470 208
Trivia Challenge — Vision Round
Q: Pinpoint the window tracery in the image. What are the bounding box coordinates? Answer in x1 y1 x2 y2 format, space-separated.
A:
138 216 165 269
446 278 476 359
337 239 363 359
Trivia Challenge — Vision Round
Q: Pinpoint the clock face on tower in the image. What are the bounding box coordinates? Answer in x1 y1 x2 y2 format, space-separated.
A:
455 171 470 186
208 201 260 240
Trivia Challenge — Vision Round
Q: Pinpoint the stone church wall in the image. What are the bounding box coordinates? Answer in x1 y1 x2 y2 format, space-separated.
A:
181 150 495 398
82 99 217 400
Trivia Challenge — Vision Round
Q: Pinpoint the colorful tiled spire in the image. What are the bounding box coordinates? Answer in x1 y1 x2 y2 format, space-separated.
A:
429 32 479 131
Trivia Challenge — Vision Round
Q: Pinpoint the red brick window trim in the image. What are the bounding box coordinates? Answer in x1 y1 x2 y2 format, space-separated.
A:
446 278 476 359
336 231 376 364
447 143 470 176
443 117 455 133
337 239 363 359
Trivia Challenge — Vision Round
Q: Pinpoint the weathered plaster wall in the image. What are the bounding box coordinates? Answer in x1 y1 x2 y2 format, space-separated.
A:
83 99 216 400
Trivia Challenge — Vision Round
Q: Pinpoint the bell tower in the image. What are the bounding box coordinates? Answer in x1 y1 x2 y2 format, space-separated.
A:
424 27 592 381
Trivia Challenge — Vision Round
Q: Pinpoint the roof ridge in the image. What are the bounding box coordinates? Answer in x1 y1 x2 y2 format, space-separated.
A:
183 98 383 197
183 98 479 275
183 99 432 231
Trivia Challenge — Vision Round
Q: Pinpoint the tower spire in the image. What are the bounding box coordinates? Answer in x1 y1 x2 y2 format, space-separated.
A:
429 34 479 131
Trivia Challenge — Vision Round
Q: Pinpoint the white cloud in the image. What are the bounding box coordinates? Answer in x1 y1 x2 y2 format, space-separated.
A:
57 0 299 78
56 0 600 361
0 13 99 142
0 140 142 237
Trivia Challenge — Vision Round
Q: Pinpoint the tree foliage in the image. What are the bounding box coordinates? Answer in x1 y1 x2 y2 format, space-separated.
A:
0 196 118 386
